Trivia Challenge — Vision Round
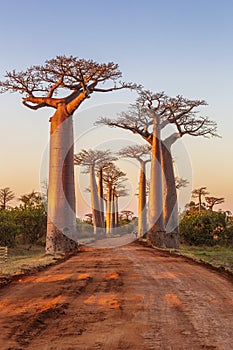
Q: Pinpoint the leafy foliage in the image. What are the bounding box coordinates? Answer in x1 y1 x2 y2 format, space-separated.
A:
0 192 47 247
179 210 227 246
0 210 20 246
14 206 47 245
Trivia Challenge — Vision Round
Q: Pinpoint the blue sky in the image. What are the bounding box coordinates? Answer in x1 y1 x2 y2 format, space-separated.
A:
0 0 233 214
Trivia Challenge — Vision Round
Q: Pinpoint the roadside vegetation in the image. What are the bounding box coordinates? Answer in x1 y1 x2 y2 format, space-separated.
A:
0 245 56 276
178 189 233 272
179 245 233 272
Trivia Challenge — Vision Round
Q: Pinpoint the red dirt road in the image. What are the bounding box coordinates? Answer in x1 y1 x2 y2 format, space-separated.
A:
0 241 232 350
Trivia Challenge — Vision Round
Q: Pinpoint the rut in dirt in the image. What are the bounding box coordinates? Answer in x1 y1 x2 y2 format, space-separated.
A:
0 240 232 350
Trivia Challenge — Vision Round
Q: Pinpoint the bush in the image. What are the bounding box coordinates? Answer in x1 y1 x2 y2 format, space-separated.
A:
0 210 21 246
179 210 226 246
221 225 233 246
14 206 47 244
0 204 47 247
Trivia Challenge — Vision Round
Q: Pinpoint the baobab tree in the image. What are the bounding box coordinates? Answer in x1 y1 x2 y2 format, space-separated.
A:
192 187 209 211
205 196 224 211
74 149 115 234
97 96 165 246
0 187 15 209
102 163 127 234
112 186 128 228
96 157 118 230
97 89 218 248
0 55 135 254
118 144 151 237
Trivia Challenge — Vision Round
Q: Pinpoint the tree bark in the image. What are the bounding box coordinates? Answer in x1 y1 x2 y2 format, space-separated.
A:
115 195 119 228
106 184 112 235
90 164 103 235
46 103 77 254
97 168 105 229
161 142 180 249
111 192 116 229
147 114 165 247
138 161 147 237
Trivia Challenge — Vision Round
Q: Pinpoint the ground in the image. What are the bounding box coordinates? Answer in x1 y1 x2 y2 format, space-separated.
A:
0 237 232 350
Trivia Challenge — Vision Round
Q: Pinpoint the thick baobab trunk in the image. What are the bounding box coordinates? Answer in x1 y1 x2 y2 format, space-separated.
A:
147 114 165 247
106 184 112 235
138 161 147 237
90 164 102 234
46 103 77 254
97 168 105 229
161 142 180 249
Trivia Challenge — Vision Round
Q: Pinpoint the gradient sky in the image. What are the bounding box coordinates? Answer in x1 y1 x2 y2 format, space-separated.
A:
0 0 233 216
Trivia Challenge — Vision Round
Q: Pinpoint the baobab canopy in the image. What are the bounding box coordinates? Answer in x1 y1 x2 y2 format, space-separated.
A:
0 55 136 114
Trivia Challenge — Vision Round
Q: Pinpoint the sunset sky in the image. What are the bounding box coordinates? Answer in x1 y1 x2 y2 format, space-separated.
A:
0 0 232 216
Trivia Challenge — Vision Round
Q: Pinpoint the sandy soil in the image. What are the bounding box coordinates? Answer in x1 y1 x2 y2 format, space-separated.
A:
0 239 232 350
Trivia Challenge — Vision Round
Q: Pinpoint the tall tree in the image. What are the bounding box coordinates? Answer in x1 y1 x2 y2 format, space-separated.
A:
74 149 114 234
205 196 224 211
96 157 117 230
192 187 209 211
112 186 128 228
0 55 135 254
0 187 15 209
102 163 127 234
97 89 218 248
118 144 151 237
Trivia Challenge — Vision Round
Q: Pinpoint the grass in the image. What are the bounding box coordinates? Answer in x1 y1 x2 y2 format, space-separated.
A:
179 245 233 272
0 245 61 277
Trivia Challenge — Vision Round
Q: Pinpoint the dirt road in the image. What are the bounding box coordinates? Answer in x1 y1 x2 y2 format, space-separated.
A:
0 240 232 350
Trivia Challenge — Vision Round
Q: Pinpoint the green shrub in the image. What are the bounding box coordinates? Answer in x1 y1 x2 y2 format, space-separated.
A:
0 210 20 246
179 210 226 246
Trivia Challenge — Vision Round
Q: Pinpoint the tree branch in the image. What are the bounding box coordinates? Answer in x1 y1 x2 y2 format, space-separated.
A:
22 96 59 109
47 75 63 98
163 132 181 149
22 101 48 110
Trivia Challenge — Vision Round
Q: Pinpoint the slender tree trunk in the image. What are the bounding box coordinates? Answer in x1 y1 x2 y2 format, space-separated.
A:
115 195 119 228
46 103 77 254
147 114 165 247
90 164 102 234
111 191 116 229
138 161 147 237
161 142 180 248
97 168 105 229
106 184 112 234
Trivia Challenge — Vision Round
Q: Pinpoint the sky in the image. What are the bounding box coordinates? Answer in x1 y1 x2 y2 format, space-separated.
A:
0 0 233 216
